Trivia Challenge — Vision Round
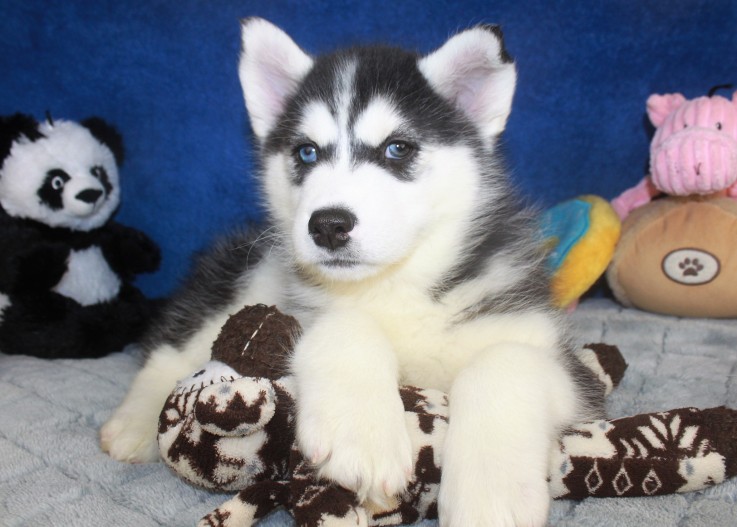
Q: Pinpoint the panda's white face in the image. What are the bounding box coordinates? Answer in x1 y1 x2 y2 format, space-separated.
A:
0 120 120 231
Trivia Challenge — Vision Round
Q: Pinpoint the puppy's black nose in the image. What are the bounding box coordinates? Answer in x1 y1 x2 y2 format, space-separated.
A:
308 208 356 251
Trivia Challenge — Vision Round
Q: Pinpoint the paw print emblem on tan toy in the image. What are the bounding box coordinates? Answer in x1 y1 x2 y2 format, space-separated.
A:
663 249 720 285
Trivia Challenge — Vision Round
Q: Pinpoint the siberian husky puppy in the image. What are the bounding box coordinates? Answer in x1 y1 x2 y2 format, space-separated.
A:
101 18 604 526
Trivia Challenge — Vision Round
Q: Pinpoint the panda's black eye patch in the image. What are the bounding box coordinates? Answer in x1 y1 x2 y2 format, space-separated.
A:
90 166 112 195
38 169 70 210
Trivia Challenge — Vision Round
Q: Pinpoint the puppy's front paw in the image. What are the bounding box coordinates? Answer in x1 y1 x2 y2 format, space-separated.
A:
298 396 413 507
100 404 160 463
438 474 550 527
438 443 550 527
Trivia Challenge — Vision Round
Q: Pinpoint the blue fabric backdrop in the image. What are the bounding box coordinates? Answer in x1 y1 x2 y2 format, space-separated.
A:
2 0 736 297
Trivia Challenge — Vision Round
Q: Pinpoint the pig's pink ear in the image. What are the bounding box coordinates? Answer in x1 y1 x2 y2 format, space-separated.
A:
732 90 737 106
646 93 687 127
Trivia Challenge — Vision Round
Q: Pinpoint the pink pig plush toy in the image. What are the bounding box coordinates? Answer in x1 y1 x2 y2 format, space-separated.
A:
612 87 737 219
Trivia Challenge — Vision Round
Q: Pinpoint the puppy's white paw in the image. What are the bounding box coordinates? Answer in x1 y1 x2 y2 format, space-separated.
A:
100 404 161 463
438 463 550 527
298 396 413 507
101 342 211 463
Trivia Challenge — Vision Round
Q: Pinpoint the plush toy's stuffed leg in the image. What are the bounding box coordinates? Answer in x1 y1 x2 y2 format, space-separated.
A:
290 447 369 527
611 176 661 219
578 342 627 396
205 446 370 527
198 481 290 527
552 345 737 499
551 406 737 499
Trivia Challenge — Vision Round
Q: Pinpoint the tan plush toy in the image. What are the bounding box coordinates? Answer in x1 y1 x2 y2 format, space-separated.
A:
158 305 737 527
607 196 737 318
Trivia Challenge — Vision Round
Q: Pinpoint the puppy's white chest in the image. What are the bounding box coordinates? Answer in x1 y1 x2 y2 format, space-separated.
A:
53 246 121 306
366 295 560 392
363 297 464 391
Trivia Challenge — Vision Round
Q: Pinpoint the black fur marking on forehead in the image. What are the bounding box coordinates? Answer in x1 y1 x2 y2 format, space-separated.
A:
261 53 345 156
347 46 473 144
261 44 478 157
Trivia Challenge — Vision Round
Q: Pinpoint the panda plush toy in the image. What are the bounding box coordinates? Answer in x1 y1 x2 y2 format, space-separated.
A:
0 113 161 358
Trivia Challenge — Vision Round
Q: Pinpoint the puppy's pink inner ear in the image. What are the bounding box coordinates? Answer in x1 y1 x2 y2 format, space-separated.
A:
238 18 314 139
419 26 517 140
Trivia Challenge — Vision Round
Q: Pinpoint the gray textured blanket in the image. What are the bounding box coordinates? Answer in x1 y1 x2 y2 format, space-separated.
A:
1 299 736 527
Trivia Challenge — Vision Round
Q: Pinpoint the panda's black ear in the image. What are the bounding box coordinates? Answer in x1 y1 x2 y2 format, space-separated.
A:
0 113 43 169
81 117 125 167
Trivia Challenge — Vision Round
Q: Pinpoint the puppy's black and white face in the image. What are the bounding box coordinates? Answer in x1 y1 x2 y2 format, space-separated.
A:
0 119 120 231
239 19 516 282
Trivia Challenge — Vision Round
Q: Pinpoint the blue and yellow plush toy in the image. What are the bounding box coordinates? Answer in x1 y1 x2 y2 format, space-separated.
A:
541 195 621 310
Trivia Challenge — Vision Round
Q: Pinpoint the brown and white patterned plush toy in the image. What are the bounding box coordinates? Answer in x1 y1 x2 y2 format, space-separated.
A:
158 305 737 527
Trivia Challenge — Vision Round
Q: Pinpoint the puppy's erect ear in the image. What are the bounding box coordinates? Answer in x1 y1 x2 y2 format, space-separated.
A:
239 18 314 140
419 25 517 139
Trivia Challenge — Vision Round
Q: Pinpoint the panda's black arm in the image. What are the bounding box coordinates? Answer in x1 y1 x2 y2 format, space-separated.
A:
98 221 161 278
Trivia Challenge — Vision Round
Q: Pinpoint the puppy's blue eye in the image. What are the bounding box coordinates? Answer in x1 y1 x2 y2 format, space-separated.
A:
298 144 318 164
385 141 413 160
